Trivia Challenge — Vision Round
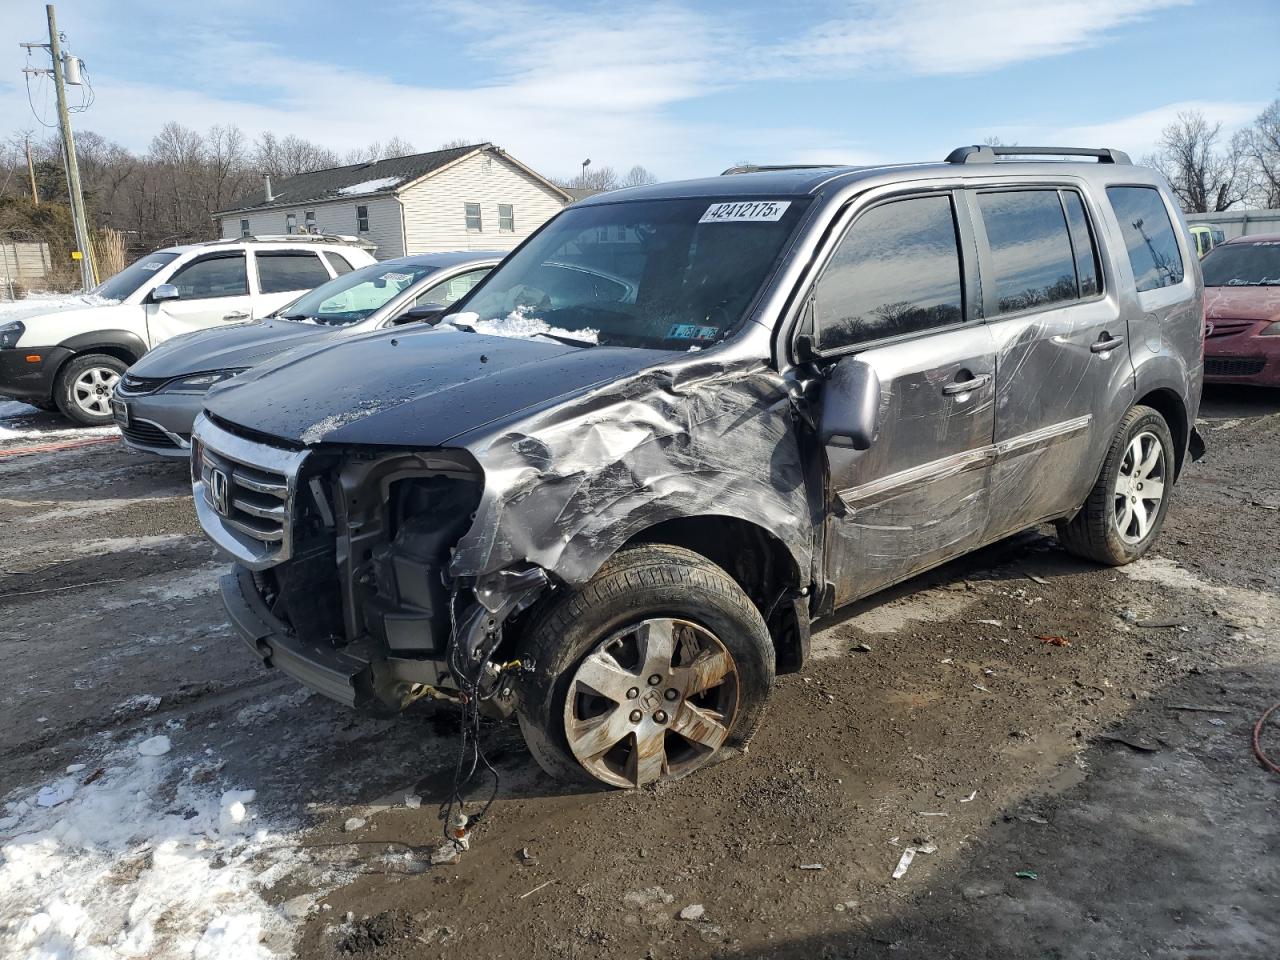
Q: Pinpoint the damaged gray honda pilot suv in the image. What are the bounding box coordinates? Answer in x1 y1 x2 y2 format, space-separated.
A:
191 146 1204 789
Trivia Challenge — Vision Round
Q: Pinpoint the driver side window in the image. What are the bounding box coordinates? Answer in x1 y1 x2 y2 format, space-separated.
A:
167 254 248 299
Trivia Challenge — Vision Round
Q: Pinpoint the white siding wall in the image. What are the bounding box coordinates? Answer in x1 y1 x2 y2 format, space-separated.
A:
219 196 404 259
399 152 567 254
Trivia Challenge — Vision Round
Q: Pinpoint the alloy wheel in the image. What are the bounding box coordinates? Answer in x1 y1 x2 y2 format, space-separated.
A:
1113 430 1166 545
562 618 739 788
72 366 120 418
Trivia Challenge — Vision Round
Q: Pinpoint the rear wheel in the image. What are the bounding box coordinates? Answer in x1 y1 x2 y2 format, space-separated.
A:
515 544 774 789
55 353 126 426
1056 405 1174 565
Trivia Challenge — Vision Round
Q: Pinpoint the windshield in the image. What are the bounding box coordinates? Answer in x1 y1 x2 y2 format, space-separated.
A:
276 260 442 325
458 196 811 349
93 251 180 300
1201 241 1280 286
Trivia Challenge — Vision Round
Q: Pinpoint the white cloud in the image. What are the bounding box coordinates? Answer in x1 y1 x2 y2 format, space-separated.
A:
757 0 1192 77
0 0 1234 181
987 99 1267 163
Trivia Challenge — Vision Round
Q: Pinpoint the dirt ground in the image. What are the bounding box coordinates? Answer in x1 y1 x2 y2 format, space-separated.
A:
1 385 1277 959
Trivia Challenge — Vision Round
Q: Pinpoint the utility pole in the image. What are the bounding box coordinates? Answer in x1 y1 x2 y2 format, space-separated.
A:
21 5 96 289
25 136 39 205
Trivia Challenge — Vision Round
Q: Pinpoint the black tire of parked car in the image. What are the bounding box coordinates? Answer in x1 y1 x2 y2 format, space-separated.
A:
514 544 775 788
54 352 127 427
29 399 59 412
1056 404 1175 566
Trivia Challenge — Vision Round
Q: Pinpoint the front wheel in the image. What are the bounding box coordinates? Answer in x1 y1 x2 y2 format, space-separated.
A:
55 353 126 426
1056 405 1175 565
515 544 775 789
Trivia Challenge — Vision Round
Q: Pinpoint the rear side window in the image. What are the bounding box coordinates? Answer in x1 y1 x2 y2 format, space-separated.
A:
814 194 964 350
168 254 248 299
1106 186 1185 292
978 190 1078 314
323 251 354 275
1061 191 1100 297
256 251 331 294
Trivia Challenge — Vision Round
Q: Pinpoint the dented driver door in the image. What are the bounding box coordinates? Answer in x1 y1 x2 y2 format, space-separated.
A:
805 191 996 606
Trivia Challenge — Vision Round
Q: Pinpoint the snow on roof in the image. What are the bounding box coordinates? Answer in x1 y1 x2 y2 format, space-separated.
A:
335 176 402 197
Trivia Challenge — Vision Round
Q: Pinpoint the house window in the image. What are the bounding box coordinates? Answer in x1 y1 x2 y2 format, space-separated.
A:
304 210 316 233
356 205 369 232
239 218 250 238
498 204 514 232
285 213 297 235
464 202 483 232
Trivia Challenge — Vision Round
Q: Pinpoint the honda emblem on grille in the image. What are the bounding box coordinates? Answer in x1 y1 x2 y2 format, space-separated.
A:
209 468 231 517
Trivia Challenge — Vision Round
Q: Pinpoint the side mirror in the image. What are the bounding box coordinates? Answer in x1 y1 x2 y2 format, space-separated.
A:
393 303 448 326
818 358 880 450
150 283 180 303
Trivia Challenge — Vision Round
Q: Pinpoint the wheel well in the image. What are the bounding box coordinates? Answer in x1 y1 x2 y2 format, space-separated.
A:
1136 388 1188 478
625 515 809 674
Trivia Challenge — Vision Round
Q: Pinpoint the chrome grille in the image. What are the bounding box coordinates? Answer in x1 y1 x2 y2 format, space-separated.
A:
191 414 308 570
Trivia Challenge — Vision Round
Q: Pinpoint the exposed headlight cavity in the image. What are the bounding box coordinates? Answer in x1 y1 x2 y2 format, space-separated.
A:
0 321 24 350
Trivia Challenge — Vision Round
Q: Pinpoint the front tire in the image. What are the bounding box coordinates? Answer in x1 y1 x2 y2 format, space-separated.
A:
1056 405 1175 565
55 353 126 426
515 544 774 789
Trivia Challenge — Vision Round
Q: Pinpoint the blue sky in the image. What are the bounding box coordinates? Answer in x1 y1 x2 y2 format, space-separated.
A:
1 0 1275 181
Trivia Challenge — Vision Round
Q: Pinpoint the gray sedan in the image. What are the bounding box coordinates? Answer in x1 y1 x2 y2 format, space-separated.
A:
112 251 500 456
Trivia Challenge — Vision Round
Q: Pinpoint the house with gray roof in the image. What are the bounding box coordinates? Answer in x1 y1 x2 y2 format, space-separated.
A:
214 143 573 259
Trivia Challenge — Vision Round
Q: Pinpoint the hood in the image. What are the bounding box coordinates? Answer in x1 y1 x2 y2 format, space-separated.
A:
1204 285 1280 323
129 320 338 378
203 326 673 448
5 298 130 329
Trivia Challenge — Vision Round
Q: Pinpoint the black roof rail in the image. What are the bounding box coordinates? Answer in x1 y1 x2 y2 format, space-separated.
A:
946 145 1131 165
720 163 843 175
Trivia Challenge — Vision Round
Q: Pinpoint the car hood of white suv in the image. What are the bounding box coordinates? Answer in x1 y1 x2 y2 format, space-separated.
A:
5 298 143 346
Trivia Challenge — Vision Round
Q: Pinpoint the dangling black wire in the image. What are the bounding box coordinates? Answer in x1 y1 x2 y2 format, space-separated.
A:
438 584 501 849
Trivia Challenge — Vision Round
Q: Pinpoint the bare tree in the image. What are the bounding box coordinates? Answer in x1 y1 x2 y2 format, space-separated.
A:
253 132 340 181
1245 99 1280 209
345 136 418 164
439 138 481 150
620 164 658 188
1146 111 1251 213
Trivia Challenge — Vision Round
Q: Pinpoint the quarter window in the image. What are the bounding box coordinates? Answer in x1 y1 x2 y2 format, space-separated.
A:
1061 191 1100 297
465 203 483 232
256 251 331 294
168 254 248 299
498 204 514 232
323 251 354 275
977 190 1079 314
1106 186 1185 292
356 205 370 233
814 194 964 351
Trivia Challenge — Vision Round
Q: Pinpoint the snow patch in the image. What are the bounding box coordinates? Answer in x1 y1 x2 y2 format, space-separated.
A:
335 176 400 196
444 307 598 345
299 398 407 445
0 292 120 323
0 735 297 959
0 401 39 419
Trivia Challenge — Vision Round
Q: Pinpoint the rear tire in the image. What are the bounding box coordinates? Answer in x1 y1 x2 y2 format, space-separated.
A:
1056 405 1174 565
515 544 774 789
54 353 126 426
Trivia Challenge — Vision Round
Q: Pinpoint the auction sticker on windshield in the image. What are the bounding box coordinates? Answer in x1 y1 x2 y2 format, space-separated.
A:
699 201 791 224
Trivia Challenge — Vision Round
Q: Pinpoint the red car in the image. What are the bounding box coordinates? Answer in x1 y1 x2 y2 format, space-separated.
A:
1201 234 1280 386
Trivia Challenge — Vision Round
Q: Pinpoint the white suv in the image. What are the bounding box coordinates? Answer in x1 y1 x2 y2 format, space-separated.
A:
0 236 375 425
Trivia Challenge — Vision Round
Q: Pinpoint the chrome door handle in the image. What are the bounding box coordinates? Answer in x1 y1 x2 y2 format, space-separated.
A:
222 311 250 321
1091 334 1125 353
942 374 991 396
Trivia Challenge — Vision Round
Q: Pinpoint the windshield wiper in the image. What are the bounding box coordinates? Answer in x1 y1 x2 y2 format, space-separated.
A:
531 331 597 348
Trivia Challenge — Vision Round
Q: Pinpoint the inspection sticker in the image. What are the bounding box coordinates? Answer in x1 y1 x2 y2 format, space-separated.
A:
667 323 719 341
379 272 414 283
699 200 791 224
140 261 166 271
